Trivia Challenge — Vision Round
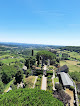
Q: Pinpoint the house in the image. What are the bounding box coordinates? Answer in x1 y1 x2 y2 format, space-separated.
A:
56 65 69 73
23 66 27 74
48 49 57 54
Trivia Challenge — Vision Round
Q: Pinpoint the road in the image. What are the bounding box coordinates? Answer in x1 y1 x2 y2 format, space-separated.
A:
41 65 47 90
52 69 55 90
41 75 47 90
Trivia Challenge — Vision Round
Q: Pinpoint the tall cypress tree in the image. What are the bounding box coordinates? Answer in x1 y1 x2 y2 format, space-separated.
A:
32 50 34 56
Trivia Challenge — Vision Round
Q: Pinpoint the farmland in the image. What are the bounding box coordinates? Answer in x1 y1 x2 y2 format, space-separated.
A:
60 60 80 72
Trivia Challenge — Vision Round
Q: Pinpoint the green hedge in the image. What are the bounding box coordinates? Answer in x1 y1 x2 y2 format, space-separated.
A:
47 75 53 91
46 71 53 76
35 75 42 89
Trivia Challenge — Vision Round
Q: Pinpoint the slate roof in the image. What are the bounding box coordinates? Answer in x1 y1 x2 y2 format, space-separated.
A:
56 65 68 73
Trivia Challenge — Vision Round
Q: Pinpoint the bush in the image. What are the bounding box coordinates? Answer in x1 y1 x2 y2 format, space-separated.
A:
38 75 42 78
48 67 53 70
47 79 52 83
70 86 74 91
55 83 62 91
47 83 53 87
69 71 80 82
35 82 40 86
47 75 52 79
37 78 41 81
46 71 53 75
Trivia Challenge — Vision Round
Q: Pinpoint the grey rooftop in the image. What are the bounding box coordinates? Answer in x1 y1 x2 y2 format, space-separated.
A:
59 72 74 87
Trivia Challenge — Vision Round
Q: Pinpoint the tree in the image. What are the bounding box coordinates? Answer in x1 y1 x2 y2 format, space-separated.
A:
36 50 56 66
25 56 36 69
15 70 23 83
32 50 34 56
1 64 19 84
55 83 62 91
1 71 12 84
25 69 32 77
54 90 71 105
0 62 3 66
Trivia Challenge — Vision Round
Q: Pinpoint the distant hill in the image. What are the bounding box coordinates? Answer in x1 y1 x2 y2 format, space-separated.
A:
59 46 80 52
0 42 63 49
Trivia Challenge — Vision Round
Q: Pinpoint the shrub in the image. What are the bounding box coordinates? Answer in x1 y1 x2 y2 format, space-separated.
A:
35 82 40 86
47 79 52 83
70 86 74 91
37 78 41 81
46 71 53 75
38 75 42 78
47 75 52 79
55 83 62 91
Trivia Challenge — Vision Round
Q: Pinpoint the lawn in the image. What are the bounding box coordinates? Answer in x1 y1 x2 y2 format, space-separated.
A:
0 55 12 59
23 76 36 88
59 50 80 60
4 78 15 92
54 77 59 84
60 60 80 72
1 57 25 65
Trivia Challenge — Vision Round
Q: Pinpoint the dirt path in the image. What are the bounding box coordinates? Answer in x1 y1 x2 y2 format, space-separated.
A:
65 89 74 106
52 70 56 90
41 75 47 90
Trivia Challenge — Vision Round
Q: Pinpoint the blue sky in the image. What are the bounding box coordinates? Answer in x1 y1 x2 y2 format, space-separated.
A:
0 0 80 46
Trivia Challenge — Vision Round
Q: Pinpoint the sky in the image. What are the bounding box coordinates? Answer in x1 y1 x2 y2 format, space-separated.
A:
0 0 80 46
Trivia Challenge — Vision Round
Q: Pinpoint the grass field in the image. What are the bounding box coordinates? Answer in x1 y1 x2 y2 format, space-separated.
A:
54 77 59 84
0 57 25 65
4 78 15 92
34 50 39 55
0 55 12 59
58 50 80 60
68 52 80 60
23 76 36 88
60 60 80 72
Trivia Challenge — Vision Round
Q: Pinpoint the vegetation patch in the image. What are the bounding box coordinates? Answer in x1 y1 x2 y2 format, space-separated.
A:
60 60 80 72
69 71 80 82
47 75 53 91
0 88 64 106
35 75 42 89
4 78 15 92
54 77 59 85
24 76 36 88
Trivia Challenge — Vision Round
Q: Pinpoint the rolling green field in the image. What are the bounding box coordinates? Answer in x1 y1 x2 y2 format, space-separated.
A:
60 60 80 72
1 58 24 63
0 55 25 65
68 51 80 60
0 55 12 59
58 50 80 60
